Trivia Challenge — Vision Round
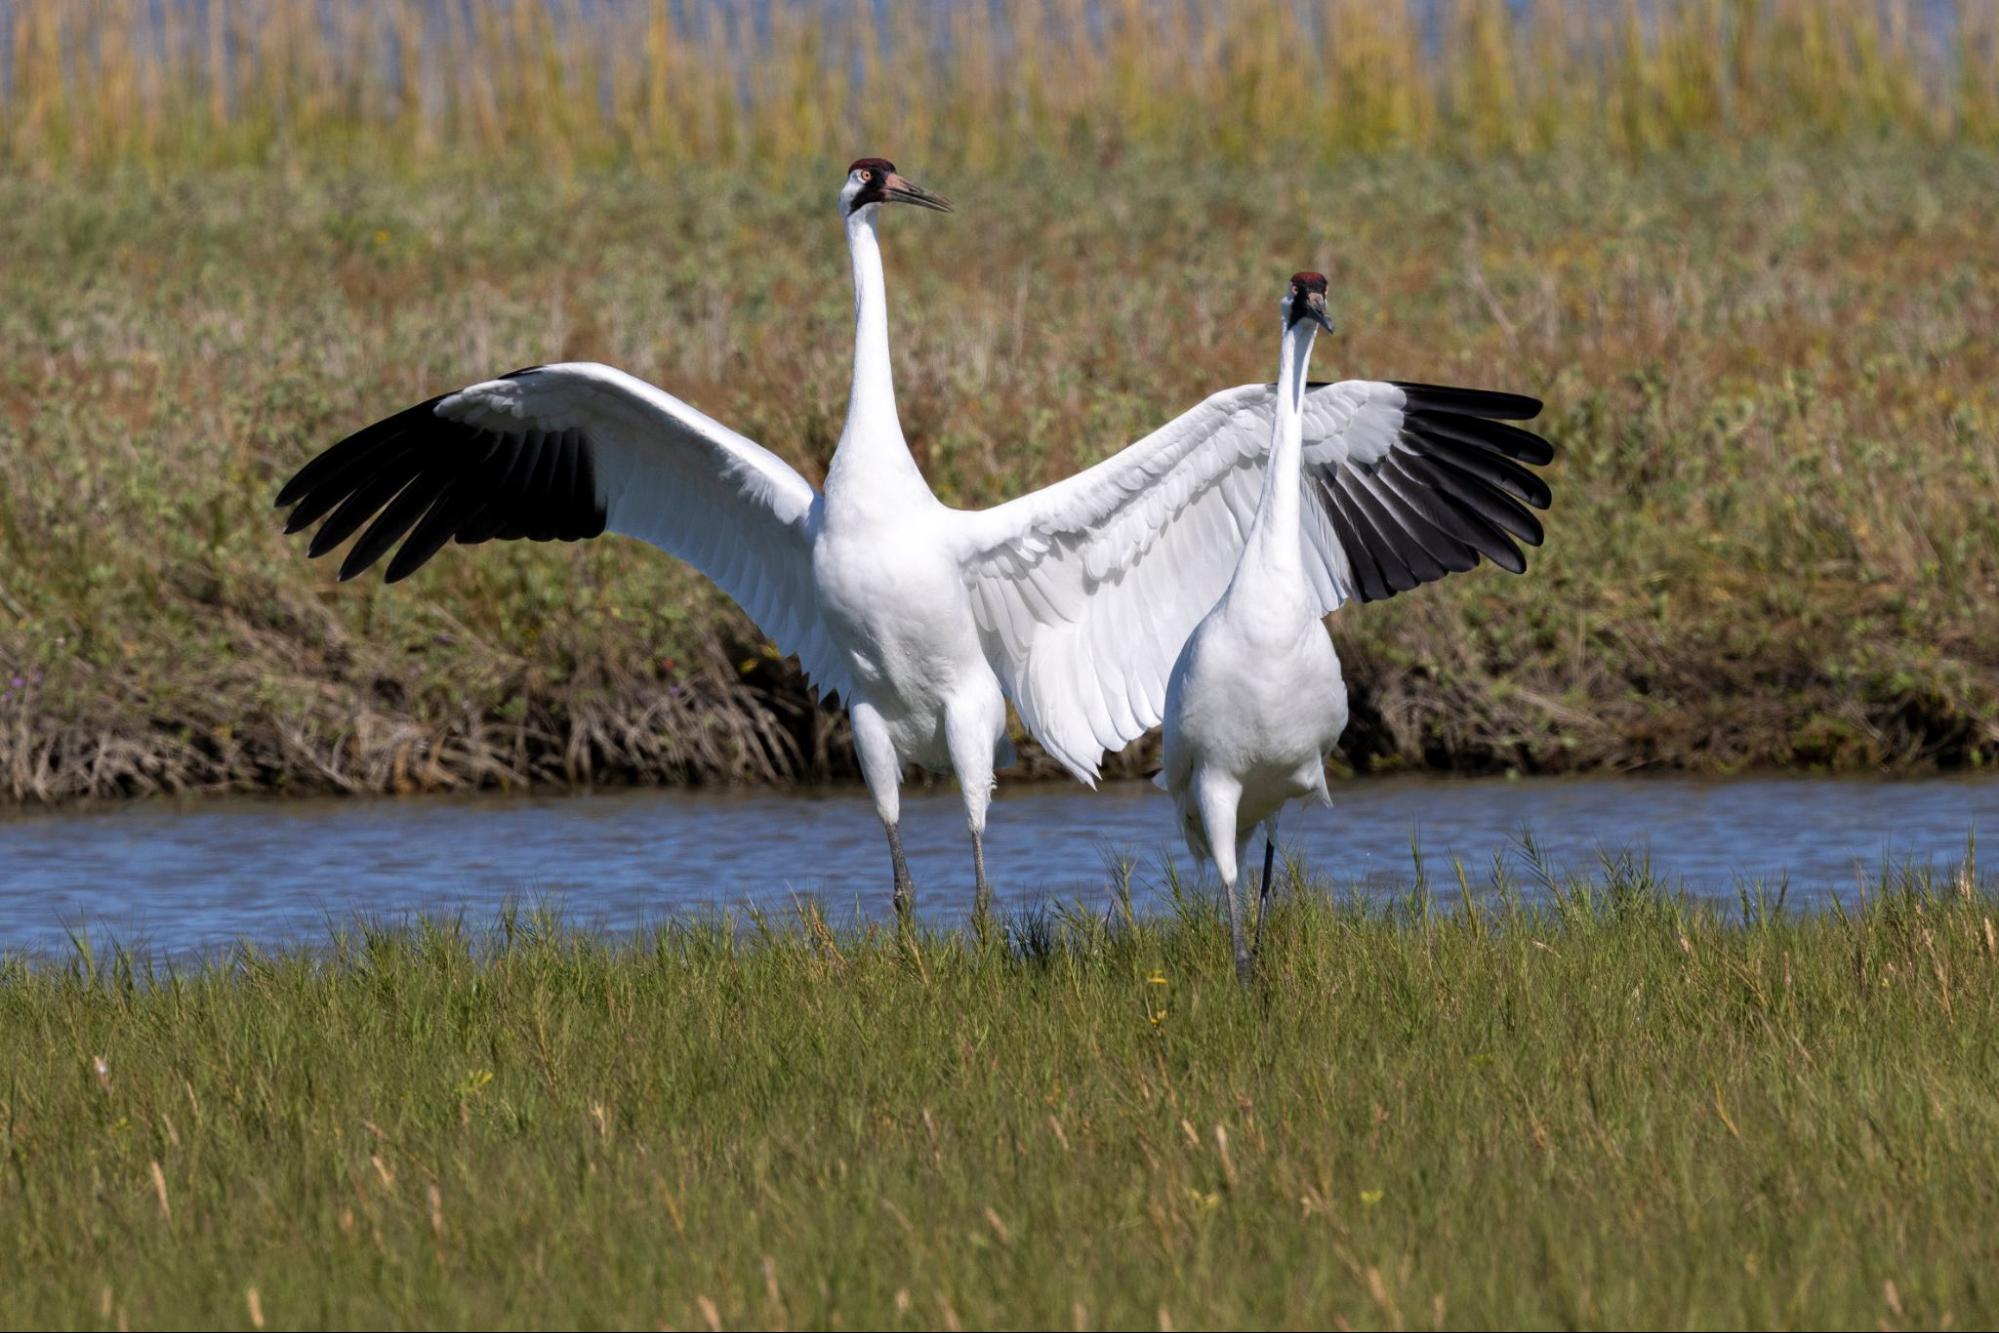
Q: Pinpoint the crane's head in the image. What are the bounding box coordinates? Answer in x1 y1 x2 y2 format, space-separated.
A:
841 158 953 218
1285 272 1335 334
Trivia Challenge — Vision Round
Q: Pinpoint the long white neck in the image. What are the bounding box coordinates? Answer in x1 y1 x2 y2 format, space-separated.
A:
1237 318 1317 586
827 206 922 492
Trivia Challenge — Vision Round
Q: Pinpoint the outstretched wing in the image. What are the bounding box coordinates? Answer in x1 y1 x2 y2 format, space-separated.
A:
274 361 851 699
956 379 1552 781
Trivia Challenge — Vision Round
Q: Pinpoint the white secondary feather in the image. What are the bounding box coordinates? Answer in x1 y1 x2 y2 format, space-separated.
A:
956 378 1419 783
439 362 853 703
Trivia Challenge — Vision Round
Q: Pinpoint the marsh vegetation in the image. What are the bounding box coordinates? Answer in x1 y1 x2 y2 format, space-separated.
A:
4 1 1997 802
4 860 1997 1328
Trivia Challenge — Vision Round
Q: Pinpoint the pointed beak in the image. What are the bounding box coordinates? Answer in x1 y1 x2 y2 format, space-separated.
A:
1305 291 1335 334
881 172 953 213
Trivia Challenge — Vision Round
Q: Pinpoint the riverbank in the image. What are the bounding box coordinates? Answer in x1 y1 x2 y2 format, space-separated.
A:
3 143 1997 802
3 870 1995 1327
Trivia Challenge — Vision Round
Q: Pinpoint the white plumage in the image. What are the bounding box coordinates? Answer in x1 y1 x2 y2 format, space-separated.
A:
1157 273 1346 984
441 363 854 704
276 160 1553 924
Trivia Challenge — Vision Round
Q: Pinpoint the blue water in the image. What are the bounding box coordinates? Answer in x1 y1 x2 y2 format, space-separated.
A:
1 773 1994 958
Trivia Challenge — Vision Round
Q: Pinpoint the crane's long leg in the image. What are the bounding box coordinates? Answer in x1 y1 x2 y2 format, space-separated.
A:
945 696 1001 944
852 702 915 927
1252 821 1278 965
1219 866 1249 987
970 827 992 938
1197 779 1251 985
884 821 915 922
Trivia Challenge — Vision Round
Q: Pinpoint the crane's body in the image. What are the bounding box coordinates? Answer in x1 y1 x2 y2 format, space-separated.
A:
1161 594 1345 840
1161 274 1348 983
274 161 1555 929
813 468 1014 913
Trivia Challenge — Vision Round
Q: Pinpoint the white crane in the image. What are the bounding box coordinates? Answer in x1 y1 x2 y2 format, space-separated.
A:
275 158 1554 929
1158 272 1344 984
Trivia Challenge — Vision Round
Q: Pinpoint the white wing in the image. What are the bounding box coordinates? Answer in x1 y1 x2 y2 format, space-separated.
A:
275 361 851 700
956 379 1553 782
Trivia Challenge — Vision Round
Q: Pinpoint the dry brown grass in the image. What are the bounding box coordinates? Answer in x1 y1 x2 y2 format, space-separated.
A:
1 139 1995 802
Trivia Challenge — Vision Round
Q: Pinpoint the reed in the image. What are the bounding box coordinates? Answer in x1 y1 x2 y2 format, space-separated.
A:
3 0 1993 176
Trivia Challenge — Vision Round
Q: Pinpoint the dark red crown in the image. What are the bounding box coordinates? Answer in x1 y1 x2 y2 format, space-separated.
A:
848 157 897 176
1290 271 1329 292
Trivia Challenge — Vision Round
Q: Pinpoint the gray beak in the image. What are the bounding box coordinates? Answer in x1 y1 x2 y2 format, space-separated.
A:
881 172 953 213
1304 291 1335 334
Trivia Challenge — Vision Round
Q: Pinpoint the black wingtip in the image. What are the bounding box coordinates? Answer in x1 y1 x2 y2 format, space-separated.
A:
1393 381 1544 422
278 377 610 585
337 548 379 582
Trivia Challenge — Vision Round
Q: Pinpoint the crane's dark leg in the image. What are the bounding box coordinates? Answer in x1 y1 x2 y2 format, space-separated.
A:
970 826 993 941
853 702 915 929
944 701 1000 946
1252 825 1278 966
886 821 916 927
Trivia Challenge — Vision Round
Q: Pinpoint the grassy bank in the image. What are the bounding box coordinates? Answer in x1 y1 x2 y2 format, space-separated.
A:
3 142 1997 801
3 869 1997 1328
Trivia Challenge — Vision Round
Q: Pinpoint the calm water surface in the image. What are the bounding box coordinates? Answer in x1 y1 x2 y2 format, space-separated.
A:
2 774 1995 957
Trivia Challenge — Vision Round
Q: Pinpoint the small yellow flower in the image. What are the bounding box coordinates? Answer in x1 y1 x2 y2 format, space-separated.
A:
1359 1189 1384 1207
1149 1008 1167 1027
1146 970 1168 986
373 228 391 245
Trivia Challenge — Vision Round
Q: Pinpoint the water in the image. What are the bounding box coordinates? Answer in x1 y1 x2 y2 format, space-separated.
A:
1 773 1994 958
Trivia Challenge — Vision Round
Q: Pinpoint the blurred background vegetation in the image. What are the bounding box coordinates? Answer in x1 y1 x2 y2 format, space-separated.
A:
5 0 1997 172
1 0 1995 801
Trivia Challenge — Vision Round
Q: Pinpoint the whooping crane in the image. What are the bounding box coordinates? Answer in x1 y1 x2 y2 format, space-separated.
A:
1158 272 1345 984
275 159 1553 929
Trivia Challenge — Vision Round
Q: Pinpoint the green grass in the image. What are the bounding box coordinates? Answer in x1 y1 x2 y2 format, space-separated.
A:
4 864 1997 1329
3 142 1997 801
